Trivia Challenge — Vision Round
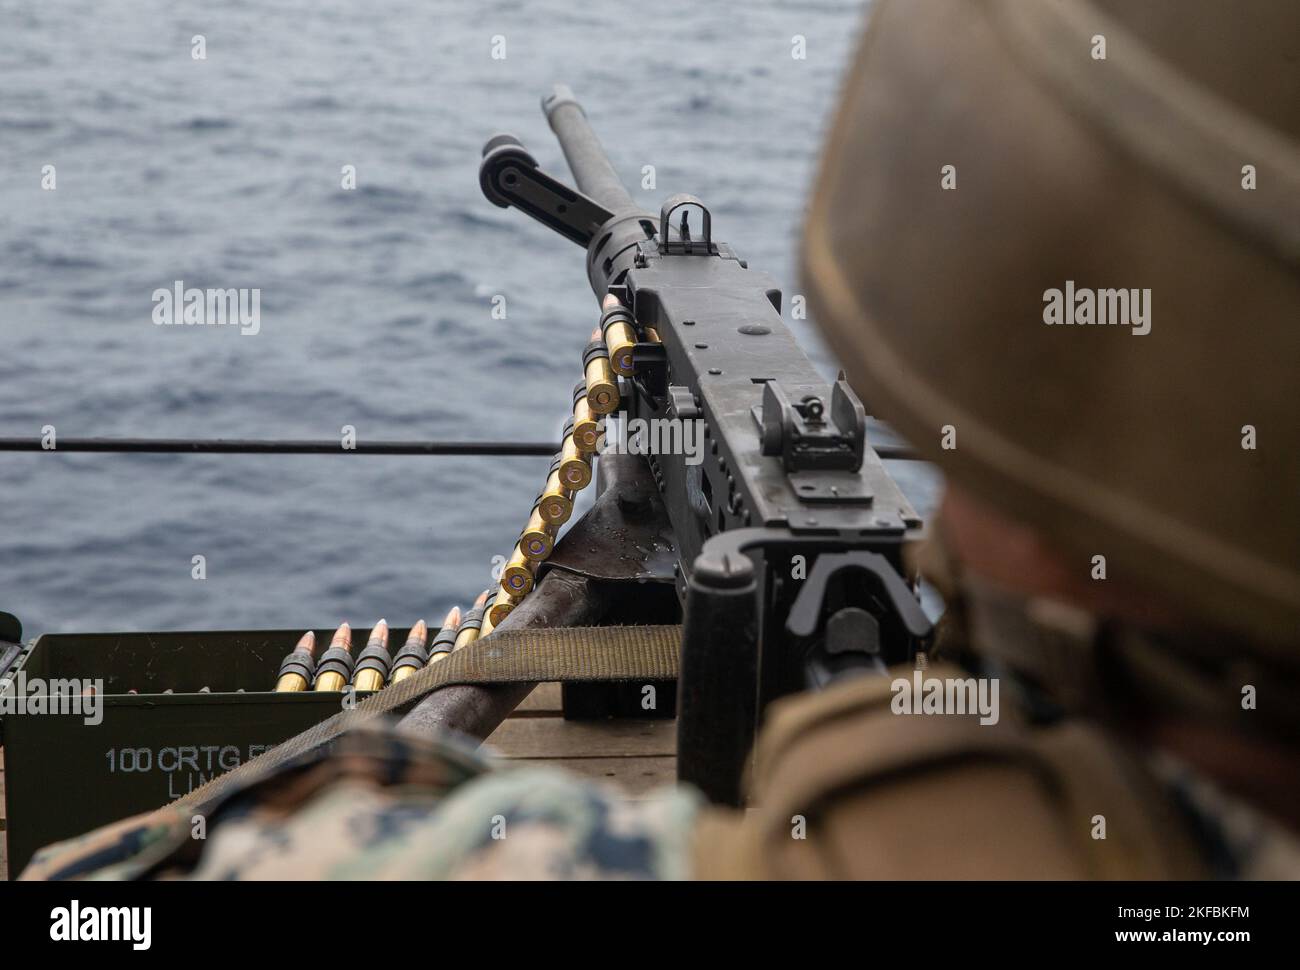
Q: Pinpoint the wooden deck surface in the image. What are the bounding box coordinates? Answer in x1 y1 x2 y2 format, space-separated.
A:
485 683 678 795
0 685 674 880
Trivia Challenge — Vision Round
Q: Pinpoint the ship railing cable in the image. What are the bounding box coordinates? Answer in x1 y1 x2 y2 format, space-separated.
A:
0 436 920 460
0 437 561 456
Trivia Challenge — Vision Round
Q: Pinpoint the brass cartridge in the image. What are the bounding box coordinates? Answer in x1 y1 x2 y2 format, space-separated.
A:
487 586 520 627
600 295 638 378
571 382 602 453
426 606 462 665
454 606 485 649
502 542 539 596
390 619 431 684
538 455 574 525
313 623 355 692
275 630 318 692
584 338 619 415
558 416 593 491
353 619 392 692
520 500 558 560
453 591 491 649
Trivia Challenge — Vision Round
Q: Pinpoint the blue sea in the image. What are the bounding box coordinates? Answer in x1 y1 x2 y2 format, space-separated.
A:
0 0 938 636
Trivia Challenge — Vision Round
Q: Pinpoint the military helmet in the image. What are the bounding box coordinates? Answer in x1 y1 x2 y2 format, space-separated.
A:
802 0 1300 657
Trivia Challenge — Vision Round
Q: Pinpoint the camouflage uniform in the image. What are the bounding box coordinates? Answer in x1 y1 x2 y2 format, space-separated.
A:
22 674 1298 880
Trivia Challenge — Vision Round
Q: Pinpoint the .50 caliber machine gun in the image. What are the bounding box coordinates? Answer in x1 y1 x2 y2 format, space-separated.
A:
481 86 934 805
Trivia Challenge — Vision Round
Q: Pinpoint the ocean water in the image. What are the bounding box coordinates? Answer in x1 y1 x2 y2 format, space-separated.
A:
0 0 938 636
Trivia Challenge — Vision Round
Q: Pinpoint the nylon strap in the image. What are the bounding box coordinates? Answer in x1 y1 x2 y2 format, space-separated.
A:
172 624 681 813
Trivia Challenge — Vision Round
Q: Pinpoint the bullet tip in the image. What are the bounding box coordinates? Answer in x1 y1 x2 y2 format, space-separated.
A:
330 623 353 650
474 589 491 608
445 605 462 629
402 620 428 648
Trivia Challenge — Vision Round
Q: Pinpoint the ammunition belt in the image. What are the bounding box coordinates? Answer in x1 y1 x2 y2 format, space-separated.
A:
173 623 682 813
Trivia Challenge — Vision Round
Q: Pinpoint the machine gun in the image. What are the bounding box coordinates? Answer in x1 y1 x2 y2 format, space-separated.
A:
0 88 938 862
481 86 934 805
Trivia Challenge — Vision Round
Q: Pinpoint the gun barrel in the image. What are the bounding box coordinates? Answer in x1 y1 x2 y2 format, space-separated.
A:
543 85 635 216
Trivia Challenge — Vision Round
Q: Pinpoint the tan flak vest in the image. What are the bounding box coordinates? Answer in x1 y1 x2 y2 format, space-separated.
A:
692 665 1209 879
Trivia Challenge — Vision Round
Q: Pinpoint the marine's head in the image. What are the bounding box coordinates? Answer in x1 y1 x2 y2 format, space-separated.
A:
803 0 1299 651
801 0 1300 794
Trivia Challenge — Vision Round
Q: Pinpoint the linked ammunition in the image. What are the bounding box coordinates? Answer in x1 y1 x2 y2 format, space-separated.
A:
600 294 637 377
426 606 462 665
520 500 558 560
571 382 602 453
558 416 593 490
313 622 355 692
453 590 491 649
584 334 619 415
502 542 539 596
274 630 317 692
538 455 574 525
353 619 392 692
389 618 430 683
487 586 520 627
